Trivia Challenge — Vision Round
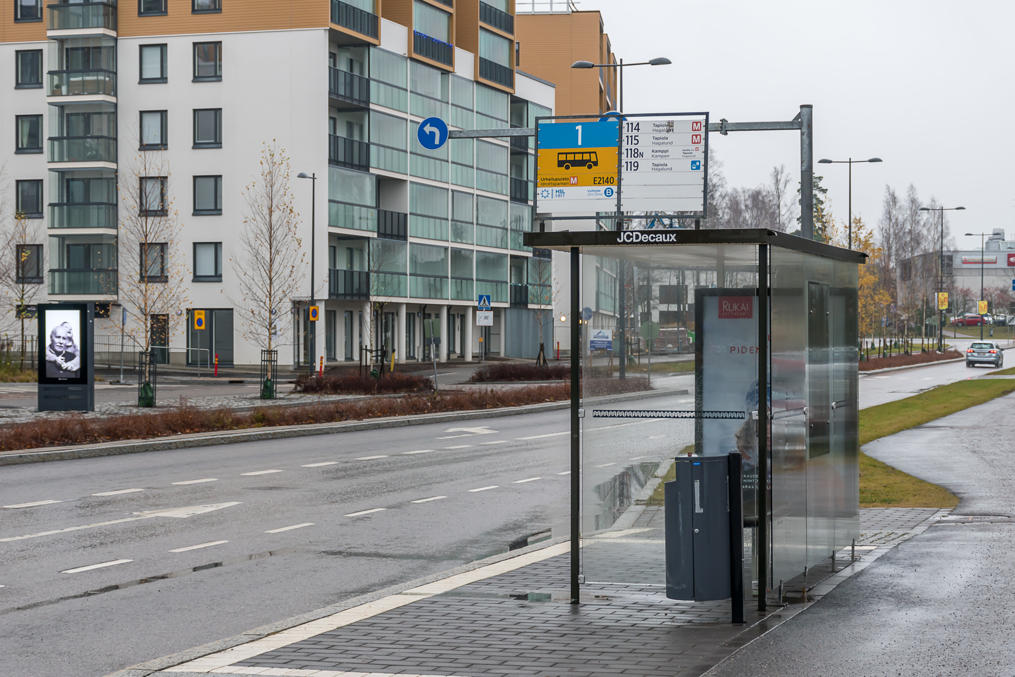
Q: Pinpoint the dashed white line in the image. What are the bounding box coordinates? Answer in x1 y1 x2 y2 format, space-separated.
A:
169 540 229 553
91 488 144 497
241 469 283 476
3 500 61 509
345 508 386 517
557 470 571 475
480 440 507 446
266 523 314 534
355 455 388 461
172 478 218 485
596 463 617 468
468 485 499 493
518 432 568 440
513 477 542 484
401 449 435 455
443 444 471 450
411 496 447 504
301 462 339 468
61 559 133 574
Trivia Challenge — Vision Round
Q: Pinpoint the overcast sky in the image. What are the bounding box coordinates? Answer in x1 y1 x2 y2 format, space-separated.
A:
577 0 1014 251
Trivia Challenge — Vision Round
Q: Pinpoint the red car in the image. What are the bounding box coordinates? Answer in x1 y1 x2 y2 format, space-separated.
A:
953 314 983 327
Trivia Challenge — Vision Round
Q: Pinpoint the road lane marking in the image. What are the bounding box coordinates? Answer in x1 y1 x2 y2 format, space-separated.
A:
518 432 567 440
169 540 229 553
91 488 144 497
345 508 386 517
301 462 338 468
61 559 132 574
481 440 507 445
596 463 617 468
411 496 447 504
265 523 314 534
443 444 471 450
469 485 499 493
401 449 435 455
355 455 388 461
437 434 470 439
241 469 283 476
557 470 571 475
172 478 217 485
3 500 61 509
513 477 542 484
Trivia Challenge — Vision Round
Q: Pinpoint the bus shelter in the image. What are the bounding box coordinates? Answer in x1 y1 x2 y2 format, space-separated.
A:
524 228 866 612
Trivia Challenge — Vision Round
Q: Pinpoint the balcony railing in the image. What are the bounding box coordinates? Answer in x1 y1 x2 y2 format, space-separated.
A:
49 202 117 229
331 0 378 38
510 134 528 152
48 136 117 164
329 269 370 299
479 2 513 33
510 177 529 204
328 134 369 170
48 69 116 97
413 32 453 67
432 0 453 7
329 67 370 107
377 209 407 240
510 283 529 307
48 268 118 295
479 58 513 88
48 2 117 32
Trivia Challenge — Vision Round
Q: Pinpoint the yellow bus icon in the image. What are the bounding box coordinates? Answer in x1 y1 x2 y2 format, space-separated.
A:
557 151 599 170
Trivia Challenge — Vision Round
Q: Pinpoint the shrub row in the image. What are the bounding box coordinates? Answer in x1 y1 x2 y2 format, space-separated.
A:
294 369 433 394
469 363 569 382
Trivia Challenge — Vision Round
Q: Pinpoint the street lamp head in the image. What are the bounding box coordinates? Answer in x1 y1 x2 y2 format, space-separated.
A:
867 157 883 163
570 60 595 69
648 57 672 66
817 158 833 164
955 206 966 210
965 232 975 237
297 172 313 180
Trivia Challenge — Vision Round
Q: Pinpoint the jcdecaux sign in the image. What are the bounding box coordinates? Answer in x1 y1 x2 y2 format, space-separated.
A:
617 230 679 244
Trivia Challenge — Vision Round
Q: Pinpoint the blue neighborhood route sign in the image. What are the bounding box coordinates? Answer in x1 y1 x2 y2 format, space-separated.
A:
417 117 448 150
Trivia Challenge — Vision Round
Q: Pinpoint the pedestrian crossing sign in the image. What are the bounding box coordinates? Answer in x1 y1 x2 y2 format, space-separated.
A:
477 294 491 310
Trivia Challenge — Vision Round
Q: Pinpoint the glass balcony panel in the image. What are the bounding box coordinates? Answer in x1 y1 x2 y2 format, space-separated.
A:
329 202 377 232
49 202 116 229
329 67 370 106
48 268 117 295
48 69 116 97
371 272 407 297
377 209 408 240
329 134 370 170
450 220 473 244
510 283 528 306
450 277 474 301
48 136 117 163
329 269 370 299
479 57 514 89
410 274 448 300
479 2 513 33
331 0 379 38
413 32 453 67
48 2 117 31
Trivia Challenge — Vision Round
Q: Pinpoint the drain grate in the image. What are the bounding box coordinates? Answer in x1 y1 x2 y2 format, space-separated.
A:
936 514 1012 525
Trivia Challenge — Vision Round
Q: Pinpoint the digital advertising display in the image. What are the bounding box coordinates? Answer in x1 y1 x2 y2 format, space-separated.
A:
38 304 89 385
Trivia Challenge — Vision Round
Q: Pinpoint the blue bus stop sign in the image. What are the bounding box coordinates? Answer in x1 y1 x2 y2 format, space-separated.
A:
417 117 448 150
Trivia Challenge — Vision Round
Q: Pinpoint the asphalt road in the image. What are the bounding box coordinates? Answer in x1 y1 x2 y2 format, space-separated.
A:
706 392 1015 676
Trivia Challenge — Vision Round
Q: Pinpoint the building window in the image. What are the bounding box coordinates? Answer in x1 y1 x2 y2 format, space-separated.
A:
15 50 42 88
193 175 222 215
14 0 42 21
193 242 222 281
193 108 222 148
140 177 167 216
192 0 221 12
16 244 43 284
15 115 43 154
193 42 222 81
140 110 167 149
15 180 43 219
139 44 167 83
139 0 167 16
140 243 167 282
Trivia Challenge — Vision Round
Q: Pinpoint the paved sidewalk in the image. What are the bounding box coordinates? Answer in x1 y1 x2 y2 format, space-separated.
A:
119 507 944 677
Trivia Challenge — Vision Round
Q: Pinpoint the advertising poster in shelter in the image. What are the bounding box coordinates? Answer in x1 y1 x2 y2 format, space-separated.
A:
38 305 87 384
695 289 759 519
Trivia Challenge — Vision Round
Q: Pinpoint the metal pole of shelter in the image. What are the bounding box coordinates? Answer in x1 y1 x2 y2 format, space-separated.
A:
569 247 581 605
756 243 769 611
980 234 985 341
939 211 944 351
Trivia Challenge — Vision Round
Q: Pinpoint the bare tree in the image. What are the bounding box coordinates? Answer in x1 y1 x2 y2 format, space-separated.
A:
234 140 304 355
769 164 793 231
0 210 44 366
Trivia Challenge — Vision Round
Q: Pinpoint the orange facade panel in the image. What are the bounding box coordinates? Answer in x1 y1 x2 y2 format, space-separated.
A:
118 0 329 38
1 18 46 43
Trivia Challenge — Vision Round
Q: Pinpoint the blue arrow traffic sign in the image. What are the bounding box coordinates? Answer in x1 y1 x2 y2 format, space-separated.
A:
477 294 492 310
417 117 448 150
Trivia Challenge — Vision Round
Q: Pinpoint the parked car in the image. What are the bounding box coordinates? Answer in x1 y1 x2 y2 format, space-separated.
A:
966 341 1004 368
953 314 983 327
982 314 994 325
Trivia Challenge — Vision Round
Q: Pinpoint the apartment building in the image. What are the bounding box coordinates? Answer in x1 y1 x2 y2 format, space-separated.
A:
2 0 553 367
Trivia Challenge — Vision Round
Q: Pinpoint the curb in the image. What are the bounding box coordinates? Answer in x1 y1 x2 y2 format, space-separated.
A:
0 387 687 467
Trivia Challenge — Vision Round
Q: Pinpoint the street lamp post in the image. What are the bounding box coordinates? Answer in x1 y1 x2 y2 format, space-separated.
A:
297 171 317 370
816 157 882 249
965 231 989 340
570 56 671 378
920 205 965 352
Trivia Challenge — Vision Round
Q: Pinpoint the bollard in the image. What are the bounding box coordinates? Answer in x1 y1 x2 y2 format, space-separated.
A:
851 538 856 564
556 341 560 360
318 355 324 376
390 350 396 372
214 353 219 377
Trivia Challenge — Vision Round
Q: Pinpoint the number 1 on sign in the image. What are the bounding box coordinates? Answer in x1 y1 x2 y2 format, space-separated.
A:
576 124 582 146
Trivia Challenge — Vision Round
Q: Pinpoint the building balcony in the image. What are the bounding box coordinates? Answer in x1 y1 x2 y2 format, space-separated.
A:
510 283 529 307
331 0 378 39
329 134 369 171
329 67 370 108
48 69 116 98
413 32 453 67
48 136 116 164
377 209 407 240
49 268 118 296
510 177 529 204
479 58 513 89
432 0 453 7
48 2 117 32
510 135 528 152
479 2 513 34
49 202 117 229
329 269 370 300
